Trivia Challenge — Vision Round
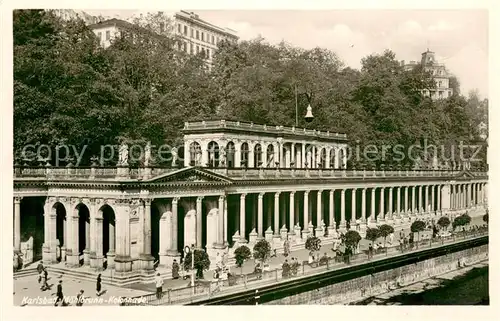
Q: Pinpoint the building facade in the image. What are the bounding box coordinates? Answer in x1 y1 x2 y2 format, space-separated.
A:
88 11 238 67
13 120 488 281
402 49 454 100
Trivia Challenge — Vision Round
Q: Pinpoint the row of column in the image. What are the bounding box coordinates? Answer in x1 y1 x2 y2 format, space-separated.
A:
449 182 487 210
184 139 347 169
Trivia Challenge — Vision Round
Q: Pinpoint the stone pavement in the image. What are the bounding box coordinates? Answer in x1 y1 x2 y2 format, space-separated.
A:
14 214 486 304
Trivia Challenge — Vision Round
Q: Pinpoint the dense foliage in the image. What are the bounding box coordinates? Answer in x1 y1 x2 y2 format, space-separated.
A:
234 245 251 267
305 236 321 252
378 224 394 245
14 10 489 168
183 249 211 272
411 220 426 241
437 216 451 229
453 213 472 230
253 239 271 262
345 230 361 249
365 227 381 243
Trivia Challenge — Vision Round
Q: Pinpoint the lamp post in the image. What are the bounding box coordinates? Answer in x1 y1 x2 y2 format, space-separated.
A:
185 244 196 287
294 84 314 125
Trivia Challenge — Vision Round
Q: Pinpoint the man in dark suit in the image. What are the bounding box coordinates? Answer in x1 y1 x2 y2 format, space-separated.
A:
54 280 66 306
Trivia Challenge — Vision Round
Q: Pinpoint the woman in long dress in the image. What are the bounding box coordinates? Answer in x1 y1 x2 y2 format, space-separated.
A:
96 274 102 296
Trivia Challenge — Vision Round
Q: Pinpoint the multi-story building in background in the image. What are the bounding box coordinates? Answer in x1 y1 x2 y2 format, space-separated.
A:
87 10 238 67
401 49 454 100
173 10 238 66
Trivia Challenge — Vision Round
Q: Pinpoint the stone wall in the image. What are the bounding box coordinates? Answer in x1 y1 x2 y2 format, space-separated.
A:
266 245 488 305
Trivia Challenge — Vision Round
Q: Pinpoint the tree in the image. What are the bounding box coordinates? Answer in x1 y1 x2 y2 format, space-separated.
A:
437 216 451 230
365 227 381 243
411 220 426 242
253 239 271 263
234 245 251 274
345 230 362 253
305 236 321 253
378 224 394 246
183 249 211 280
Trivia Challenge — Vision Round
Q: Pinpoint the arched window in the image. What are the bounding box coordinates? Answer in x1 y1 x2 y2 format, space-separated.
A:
241 142 249 168
266 144 274 167
189 142 202 166
254 144 262 167
329 148 336 168
207 141 220 168
226 142 235 168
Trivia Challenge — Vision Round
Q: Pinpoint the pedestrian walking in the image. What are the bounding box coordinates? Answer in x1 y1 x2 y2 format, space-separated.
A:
172 259 180 279
36 262 44 283
155 273 164 300
283 239 290 257
368 243 373 259
40 268 48 291
54 280 65 306
76 290 85 306
96 273 102 296
282 260 290 278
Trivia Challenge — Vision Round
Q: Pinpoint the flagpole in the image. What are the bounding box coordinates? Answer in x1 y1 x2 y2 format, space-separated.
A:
295 84 298 127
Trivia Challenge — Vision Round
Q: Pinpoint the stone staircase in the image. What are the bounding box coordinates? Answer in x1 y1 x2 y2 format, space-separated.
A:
14 262 173 287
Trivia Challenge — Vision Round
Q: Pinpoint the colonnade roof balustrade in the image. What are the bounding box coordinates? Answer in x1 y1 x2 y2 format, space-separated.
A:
13 165 488 183
183 120 349 142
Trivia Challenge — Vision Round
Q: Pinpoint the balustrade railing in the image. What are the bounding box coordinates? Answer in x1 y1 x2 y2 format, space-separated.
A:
13 165 488 181
123 228 488 306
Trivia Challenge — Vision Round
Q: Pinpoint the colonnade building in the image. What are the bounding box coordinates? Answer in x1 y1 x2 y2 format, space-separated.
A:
13 120 488 281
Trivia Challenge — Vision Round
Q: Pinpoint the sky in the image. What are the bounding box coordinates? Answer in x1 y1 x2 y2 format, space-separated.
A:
85 9 489 98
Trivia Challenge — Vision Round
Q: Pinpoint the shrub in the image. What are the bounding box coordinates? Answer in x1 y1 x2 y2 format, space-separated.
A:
345 230 361 249
253 239 271 263
411 220 426 241
378 224 394 246
365 227 381 243
437 216 451 230
183 249 210 274
234 245 251 268
305 236 321 252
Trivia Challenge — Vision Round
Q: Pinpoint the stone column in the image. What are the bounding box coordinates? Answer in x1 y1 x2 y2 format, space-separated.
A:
303 191 310 238
14 197 22 253
239 194 247 242
115 200 132 272
144 199 152 256
436 185 441 212
328 190 335 231
289 192 295 234
361 188 366 222
91 208 104 270
107 219 116 269
396 187 401 216
67 212 79 267
257 193 264 238
315 190 323 236
351 189 356 225
218 196 224 245
411 186 416 214
370 188 375 223
279 140 284 167
201 141 209 167
401 187 406 213
431 185 435 212
274 192 280 235
196 196 203 247
172 198 179 252
84 210 91 266
223 197 228 244
379 187 385 222
388 187 393 219
340 189 346 229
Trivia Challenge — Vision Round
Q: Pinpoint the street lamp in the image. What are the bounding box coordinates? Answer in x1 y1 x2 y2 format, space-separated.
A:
184 244 196 287
294 85 314 125
304 104 314 123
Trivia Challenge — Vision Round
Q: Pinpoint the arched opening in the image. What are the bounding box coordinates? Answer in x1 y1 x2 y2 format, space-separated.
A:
266 144 274 167
329 149 336 168
101 205 116 267
339 148 345 169
20 197 44 262
254 144 262 167
189 141 202 166
241 142 249 167
77 204 90 258
54 202 66 262
226 142 235 168
207 141 220 168
319 148 327 168
305 144 313 168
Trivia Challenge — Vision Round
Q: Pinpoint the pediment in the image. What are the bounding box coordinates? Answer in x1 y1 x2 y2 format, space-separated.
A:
146 167 233 184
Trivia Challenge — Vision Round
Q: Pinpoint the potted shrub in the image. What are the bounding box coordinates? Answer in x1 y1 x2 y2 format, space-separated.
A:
437 216 451 231
234 245 251 275
345 230 362 254
183 249 211 281
305 236 321 265
411 220 426 244
378 224 394 248
253 239 271 273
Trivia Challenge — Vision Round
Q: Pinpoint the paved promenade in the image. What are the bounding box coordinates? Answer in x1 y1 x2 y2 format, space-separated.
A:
14 214 486 306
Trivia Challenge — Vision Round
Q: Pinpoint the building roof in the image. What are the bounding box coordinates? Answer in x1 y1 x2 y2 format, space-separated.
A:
88 18 135 30
175 10 238 40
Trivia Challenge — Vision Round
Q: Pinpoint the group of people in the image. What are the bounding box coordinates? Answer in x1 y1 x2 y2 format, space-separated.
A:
35 262 102 307
281 257 300 277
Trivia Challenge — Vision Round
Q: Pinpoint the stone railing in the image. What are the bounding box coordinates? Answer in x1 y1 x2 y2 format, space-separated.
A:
13 166 488 181
183 119 348 140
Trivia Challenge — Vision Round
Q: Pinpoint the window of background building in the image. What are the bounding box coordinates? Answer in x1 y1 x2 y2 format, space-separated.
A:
190 43 193 54
196 45 199 53
211 35 214 44
106 30 110 40
438 80 442 87
97 32 102 41
201 32 204 41
177 23 181 33
196 30 199 40
191 28 193 38
184 25 188 35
